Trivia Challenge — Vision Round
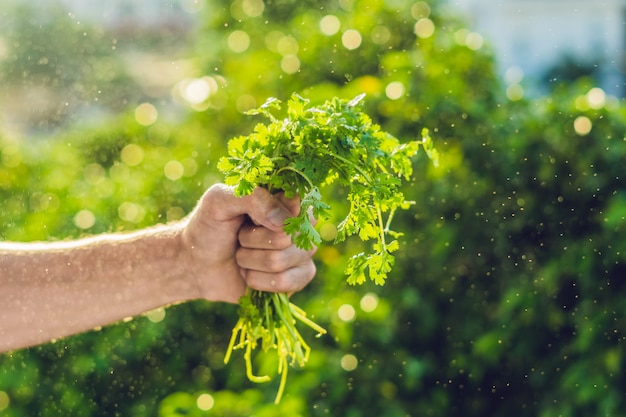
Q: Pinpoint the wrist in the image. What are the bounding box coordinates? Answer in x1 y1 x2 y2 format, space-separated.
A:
150 221 203 304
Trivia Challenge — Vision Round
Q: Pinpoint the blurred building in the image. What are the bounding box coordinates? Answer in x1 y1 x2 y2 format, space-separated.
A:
58 0 199 31
453 0 626 96
0 0 199 40
0 0 200 139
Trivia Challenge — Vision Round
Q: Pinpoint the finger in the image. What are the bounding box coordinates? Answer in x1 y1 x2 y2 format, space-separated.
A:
273 191 301 217
236 245 315 273
242 261 317 293
239 224 293 250
275 192 318 228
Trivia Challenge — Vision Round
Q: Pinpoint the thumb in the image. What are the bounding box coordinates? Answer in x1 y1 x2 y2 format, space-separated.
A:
200 184 293 231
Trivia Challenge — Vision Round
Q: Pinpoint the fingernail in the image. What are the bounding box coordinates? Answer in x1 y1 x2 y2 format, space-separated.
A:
268 208 288 228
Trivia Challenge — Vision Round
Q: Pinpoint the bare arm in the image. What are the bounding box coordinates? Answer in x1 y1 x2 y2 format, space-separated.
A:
0 185 316 352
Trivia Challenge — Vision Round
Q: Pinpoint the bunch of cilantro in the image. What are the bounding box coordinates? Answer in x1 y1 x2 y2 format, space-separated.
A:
217 93 437 403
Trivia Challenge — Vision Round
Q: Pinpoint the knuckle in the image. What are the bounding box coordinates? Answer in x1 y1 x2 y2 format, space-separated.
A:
271 233 293 249
264 250 290 272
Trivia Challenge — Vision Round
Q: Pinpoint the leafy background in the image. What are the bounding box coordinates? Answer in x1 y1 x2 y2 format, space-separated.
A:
1 0 625 416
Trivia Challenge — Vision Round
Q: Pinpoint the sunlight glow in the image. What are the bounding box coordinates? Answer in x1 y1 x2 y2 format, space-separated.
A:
175 76 222 110
182 78 213 104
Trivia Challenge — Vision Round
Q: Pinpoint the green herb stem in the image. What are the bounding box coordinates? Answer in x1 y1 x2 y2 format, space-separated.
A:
218 93 436 402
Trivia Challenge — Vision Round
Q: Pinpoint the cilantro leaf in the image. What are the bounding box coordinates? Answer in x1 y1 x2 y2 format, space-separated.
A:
219 93 437 403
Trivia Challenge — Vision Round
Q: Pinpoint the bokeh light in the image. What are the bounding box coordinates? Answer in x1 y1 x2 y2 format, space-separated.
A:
277 35 299 56
574 116 592 135
146 307 166 323
0 391 9 413
74 210 96 229
84 163 106 184
414 18 435 38
264 30 283 53
164 160 184 181
230 0 264 20
181 78 213 104
385 81 405 100
340 354 358 371
134 103 158 126
235 94 257 113
360 293 379 312
342 29 362 50
118 202 146 223
411 1 431 19
506 84 524 101
320 15 341 36
196 393 215 411
281 55 300 74
371 25 391 45
227 30 250 53
586 87 606 109
121 144 144 167
174 76 223 110
338 304 356 322
319 222 338 241
166 207 186 222
505 66 524 85
465 32 484 50
242 0 264 17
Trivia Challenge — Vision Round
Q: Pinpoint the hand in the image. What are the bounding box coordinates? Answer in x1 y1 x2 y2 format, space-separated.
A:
181 184 317 303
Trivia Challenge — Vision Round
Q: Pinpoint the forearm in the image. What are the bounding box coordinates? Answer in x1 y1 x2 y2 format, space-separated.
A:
0 223 198 352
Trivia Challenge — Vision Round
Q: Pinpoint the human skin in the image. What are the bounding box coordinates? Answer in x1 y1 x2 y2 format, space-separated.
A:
0 184 316 352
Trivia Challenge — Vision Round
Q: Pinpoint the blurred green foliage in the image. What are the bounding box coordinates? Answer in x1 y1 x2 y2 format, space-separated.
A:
1 0 626 416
